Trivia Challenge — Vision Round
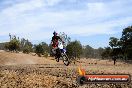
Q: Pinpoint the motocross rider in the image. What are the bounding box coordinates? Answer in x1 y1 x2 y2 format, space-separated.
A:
51 31 64 59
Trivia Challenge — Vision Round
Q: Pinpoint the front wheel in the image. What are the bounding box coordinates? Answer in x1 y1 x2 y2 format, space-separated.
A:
62 54 70 66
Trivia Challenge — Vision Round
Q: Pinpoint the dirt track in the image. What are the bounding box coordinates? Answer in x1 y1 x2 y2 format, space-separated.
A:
0 51 132 88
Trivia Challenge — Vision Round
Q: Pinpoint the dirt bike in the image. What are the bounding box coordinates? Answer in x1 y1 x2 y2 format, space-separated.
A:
55 41 70 66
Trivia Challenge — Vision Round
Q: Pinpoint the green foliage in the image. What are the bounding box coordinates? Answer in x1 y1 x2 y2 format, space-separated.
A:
109 37 119 48
83 45 94 58
23 45 32 54
20 38 33 53
104 26 132 60
81 46 105 59
41 42 50 53
4 34 33 53
101 47 112 59
94 47 104 58
66 40 82 59
5 43 9 50
34 42 49 57
35 44 43 57
121 26 132 59
5 38 20 52
0 43 6 50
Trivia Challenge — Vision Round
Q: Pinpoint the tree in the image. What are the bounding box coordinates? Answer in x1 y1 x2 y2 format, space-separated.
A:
122 27 132 50
95 47 104 58
66 40 82 59
120 26 132 60
109 37 121 65
35 44 44 57
109 37 119 49
0 43 5 50
19 38 33 54
106 26 132 62
101 47 111 59
9 33 11 41
41 42 50 53
23 45 32 54
5 38 20 52
34 42 49 57
83 45 94 58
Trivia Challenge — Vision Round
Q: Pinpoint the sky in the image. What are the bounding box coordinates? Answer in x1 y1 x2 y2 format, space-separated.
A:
0 0 132 49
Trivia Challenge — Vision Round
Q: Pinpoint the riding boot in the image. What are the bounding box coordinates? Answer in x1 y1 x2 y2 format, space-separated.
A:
55 55 59 62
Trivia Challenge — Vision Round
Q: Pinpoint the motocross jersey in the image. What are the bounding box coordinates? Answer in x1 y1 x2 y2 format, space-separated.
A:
51 36 61 48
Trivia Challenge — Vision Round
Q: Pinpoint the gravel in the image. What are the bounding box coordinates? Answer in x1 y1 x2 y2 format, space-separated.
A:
0 64 132 88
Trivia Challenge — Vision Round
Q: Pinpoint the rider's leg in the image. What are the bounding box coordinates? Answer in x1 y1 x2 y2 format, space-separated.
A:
52 47 59 60
52 48 57 55
56 48 61 55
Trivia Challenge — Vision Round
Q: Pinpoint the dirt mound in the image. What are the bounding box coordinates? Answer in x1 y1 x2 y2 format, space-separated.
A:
0 51 59 65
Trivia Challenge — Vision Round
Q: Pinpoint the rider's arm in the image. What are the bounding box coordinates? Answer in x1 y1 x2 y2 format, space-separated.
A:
58 36 65 44
51 37 54 44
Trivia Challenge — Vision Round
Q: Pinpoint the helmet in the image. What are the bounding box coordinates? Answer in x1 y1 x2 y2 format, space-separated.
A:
53 31 57 36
